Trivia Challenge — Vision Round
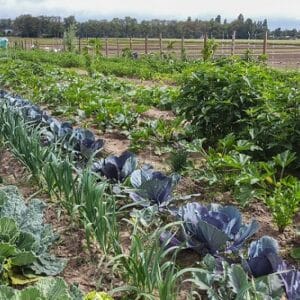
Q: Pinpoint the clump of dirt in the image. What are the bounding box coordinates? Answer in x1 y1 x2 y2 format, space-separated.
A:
175 176 203 196
141 108 175 121
137 149 170 172
103 132 131 156
0 148 37 198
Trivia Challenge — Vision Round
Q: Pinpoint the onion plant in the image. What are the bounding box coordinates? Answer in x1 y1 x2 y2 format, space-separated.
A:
79 171 120 255
42 155 80 216
0 103 52 183
110 225 183 299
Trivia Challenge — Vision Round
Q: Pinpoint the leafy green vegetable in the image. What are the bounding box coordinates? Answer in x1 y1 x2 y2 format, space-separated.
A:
0 277 81 300
0 186 66 284
84 291 113 300
177 58 300 163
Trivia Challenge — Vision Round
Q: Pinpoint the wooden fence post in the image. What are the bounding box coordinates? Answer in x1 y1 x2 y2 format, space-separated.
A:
129 37 132 51
204 32 208 47
78 37 81 53
181 35 185 60
203 32 208 57
263 31 268 55
105 38 108 57
231 31 236 55
116 38 120 57
159 33 163 57
145 35 148 55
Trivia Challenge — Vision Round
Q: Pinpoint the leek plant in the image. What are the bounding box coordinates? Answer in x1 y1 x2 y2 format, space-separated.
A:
79 171 121 255
110 226 183 299
0 104 52 183
42 156 80 216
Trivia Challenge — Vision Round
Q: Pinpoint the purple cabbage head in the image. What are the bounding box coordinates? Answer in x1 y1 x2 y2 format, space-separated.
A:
166 202 259 254
71 128 104 159
129 165 180 207
244 236 300 300
278 263 300 300
93 151 137 182
244 236 281 278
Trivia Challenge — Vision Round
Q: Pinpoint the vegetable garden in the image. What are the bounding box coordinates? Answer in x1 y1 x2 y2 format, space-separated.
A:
0 48 299 299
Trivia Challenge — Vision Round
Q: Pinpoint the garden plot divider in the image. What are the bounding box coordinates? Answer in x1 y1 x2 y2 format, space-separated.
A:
8 35 300 69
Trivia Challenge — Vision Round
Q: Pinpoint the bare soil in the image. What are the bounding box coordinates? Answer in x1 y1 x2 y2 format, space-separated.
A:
103 132 131 155
141 108 175 121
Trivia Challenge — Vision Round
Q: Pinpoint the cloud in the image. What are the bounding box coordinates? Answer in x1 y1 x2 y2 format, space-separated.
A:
16 0 48 2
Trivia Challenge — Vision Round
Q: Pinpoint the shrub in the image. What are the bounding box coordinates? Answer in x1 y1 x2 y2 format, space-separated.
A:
176 58 300 162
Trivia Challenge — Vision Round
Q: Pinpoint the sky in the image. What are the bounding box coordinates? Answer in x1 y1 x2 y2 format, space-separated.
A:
0 0 299 29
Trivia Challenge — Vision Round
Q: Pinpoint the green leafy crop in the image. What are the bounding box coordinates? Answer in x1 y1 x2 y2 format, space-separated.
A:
177 58 300 162
0 186 66 285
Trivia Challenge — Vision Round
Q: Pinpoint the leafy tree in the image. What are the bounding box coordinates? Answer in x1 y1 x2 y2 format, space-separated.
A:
3 13 299 39
13 15 40 37
215 15 221 24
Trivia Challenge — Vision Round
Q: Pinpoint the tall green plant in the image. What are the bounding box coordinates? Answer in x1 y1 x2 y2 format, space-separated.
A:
42 156 80 216
202 39 219 61
110 227 182 299
63 24 77 52
88 38 103 56
79 172 120 255
0 105 52 183
176 58 300 161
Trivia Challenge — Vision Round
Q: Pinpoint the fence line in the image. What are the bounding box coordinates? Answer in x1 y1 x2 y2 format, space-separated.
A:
7 34 300 68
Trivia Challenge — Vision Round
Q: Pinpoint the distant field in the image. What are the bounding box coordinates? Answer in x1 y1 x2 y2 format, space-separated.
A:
7 37 300 69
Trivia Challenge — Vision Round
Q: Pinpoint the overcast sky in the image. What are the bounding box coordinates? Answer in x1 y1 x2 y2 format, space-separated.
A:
0 0 299 29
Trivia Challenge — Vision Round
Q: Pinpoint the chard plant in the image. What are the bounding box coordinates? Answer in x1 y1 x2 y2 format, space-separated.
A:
266 177 300 232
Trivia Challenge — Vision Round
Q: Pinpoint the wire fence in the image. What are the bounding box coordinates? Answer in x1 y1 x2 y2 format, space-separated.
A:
8 34 300 69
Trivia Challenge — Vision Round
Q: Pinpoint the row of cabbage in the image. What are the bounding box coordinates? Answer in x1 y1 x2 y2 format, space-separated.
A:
0 90 299 299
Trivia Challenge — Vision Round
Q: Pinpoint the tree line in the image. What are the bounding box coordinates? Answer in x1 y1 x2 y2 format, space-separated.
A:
0 14 299 39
